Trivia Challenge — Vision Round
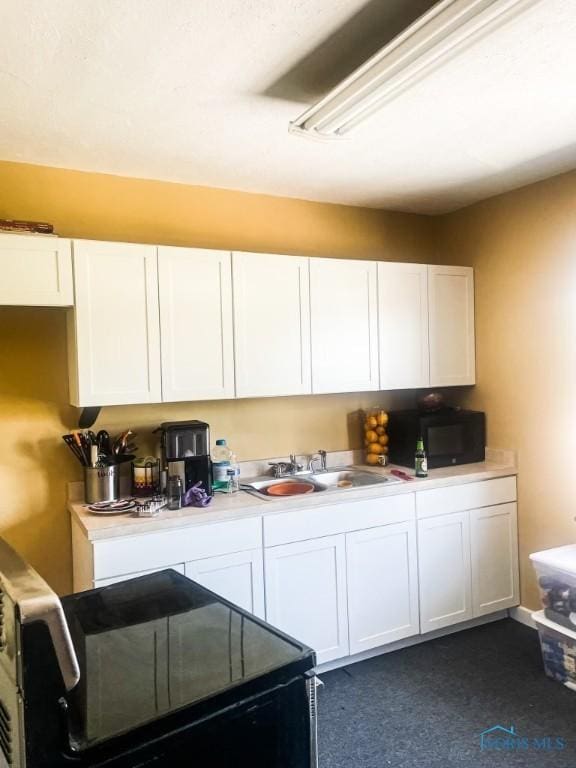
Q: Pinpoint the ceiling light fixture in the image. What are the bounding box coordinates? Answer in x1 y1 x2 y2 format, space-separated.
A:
290 0 541 139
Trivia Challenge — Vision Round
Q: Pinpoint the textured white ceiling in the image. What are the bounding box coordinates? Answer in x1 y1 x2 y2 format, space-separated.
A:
0 0 575 214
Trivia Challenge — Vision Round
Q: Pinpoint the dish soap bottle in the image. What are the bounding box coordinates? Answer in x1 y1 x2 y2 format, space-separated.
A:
212 439 232 491
415 437 428 478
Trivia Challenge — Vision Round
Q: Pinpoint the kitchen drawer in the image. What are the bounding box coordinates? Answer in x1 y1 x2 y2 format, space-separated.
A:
92 517 262 580
416 476 516 519
264 493 415 548
94 564 185 588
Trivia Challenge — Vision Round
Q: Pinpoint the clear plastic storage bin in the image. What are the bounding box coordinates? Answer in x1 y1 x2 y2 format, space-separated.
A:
530 544 576 631
533 610 576 690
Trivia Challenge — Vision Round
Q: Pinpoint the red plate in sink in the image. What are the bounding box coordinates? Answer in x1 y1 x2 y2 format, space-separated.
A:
266 482 315 496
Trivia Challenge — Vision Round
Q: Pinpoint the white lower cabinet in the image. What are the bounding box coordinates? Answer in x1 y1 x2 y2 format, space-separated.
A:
471 503 519 616
346 521 419 654
264 535 349 664
418 511 473 633
418 498 519 634
185 549 265 618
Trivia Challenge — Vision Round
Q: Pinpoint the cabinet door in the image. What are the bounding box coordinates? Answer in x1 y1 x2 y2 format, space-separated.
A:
69 240 161 406
310 258 378 394
185 550 265 618
418 511 472 633
0 234 73 306
377 262 429 389
347 521 419 654
428 265 475 386
265 535 348 664
471 503 519 616
232 252 311 397
158 247 234 401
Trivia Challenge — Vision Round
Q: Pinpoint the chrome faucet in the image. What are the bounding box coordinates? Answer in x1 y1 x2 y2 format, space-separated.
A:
289 454 304 474
269 454 303 477
308 450 328 473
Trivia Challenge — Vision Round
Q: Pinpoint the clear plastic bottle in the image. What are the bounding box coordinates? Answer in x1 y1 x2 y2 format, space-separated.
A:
226 454 240 494
212 438 232 491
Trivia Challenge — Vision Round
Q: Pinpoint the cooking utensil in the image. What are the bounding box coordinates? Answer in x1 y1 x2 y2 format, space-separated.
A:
62 434 87 466
96 430 111 456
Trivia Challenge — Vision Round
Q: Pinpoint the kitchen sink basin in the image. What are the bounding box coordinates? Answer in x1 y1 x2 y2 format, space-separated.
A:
308 469 396 489
241 467 401 501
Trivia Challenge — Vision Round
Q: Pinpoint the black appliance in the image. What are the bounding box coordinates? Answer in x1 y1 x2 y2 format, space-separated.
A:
160 420 213 497
0 539 318 768
387 408 486 469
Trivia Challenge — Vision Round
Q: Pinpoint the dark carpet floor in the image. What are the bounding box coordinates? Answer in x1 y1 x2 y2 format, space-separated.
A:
318 619 576 767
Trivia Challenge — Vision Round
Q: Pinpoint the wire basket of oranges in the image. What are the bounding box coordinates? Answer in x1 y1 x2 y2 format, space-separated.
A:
362 408 389 466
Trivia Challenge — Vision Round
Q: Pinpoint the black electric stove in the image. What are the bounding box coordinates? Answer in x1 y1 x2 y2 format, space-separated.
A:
0 540 317 768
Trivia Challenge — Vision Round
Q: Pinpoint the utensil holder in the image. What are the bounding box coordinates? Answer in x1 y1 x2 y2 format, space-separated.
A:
84 465 120 504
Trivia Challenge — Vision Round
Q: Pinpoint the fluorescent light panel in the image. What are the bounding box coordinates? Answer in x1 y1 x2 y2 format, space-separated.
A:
290 0 541 138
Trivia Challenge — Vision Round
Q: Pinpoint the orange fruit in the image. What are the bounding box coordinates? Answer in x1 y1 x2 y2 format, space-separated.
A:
375 426 386 435
365 429 378 443
376 411 389 427
381 446 389 454
378 434 389 446
365 453 380 466
367 416 378 429
368 442 383 454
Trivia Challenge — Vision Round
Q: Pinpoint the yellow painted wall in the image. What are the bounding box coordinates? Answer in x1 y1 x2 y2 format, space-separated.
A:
0 160 435 594
434 170 576 609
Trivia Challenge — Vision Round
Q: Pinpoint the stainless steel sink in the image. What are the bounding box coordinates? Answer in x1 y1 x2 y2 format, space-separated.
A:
309 469 396 489
241 467 401 501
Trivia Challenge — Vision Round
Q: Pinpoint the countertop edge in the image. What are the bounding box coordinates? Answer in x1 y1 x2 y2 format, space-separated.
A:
70 462 517 542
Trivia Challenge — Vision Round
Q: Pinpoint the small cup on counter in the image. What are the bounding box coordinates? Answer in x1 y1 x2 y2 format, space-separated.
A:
131 457 160 497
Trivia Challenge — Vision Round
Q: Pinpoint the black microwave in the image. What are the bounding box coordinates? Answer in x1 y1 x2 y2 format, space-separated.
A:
387 408 486 469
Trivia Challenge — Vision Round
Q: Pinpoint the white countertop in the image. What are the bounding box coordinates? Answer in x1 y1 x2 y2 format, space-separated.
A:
69 451 517 541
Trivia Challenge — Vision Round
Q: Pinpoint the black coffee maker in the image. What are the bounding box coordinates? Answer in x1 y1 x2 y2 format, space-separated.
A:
160 420 213 497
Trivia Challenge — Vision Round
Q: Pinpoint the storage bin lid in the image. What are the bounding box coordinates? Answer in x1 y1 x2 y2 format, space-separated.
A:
529 544 576 572
532 609 576 641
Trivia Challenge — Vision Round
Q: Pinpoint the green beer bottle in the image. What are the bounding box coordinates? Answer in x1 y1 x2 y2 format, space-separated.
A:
415 437 428 478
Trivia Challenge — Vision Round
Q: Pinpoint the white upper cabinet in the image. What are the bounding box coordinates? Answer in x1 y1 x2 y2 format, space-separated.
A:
377 262 429 389
428 265 475 386
158 247 234 401
0 234 73 306
232 252 311 397
68 240 161 406
309 258 378 394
